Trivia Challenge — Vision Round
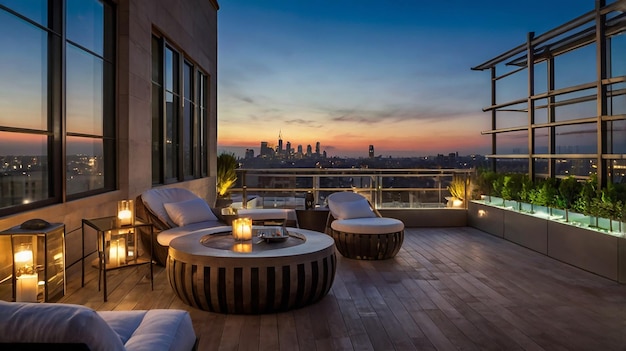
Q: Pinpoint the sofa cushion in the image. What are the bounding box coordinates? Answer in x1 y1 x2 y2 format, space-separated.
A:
164 197 218 227
328 196 376 220
142 188 203 228
331 217 404 234
0 301 125 351
99 310 196 351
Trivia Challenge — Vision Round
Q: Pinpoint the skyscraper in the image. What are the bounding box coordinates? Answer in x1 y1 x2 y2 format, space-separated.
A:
369 145 375 158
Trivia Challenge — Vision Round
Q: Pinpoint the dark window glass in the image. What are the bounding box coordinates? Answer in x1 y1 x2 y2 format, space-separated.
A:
151 36 163 184
607 82 626 116
0 10 47 130
608 160 626 184
198 72 208 177
0 0 47 26
165 92 178 181
66 43 104 135
66 136 104 194
183 62 193 178
66 0 103 55
0 0 115 214
0 132 48 209
152 36 209 184
495 159 528 173
534 158 549 178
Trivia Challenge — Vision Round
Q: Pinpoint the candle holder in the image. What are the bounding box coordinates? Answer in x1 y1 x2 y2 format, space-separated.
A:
231 217 253 242
0 222 66 302
117 200 135 227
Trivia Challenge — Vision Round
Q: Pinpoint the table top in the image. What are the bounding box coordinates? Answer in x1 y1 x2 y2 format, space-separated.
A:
169 226 334 259
82 216 150 232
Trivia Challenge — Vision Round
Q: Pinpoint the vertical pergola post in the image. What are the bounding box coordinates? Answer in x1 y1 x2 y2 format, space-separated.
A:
526 32 535 180
490 66 497 172
595 0 608 189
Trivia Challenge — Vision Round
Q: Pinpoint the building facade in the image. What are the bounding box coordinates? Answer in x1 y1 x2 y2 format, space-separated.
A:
0 0 219 275
473 0 625 188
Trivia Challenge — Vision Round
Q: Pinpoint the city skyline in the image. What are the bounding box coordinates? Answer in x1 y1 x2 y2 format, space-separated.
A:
216 0 594 158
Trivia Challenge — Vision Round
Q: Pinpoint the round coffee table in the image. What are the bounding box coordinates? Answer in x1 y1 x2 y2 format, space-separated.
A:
167 226 336 314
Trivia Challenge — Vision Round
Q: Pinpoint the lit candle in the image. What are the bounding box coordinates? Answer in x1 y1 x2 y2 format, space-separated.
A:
16 273 38 302
15 249 33 267
109 238 126 266
117 200 134 226
232 217 252 241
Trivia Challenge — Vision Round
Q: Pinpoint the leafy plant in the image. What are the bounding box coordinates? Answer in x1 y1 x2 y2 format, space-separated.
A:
558 176 582 210
216 152 238 198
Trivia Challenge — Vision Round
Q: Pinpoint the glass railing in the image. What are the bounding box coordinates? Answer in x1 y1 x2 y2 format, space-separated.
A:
229 168 474 210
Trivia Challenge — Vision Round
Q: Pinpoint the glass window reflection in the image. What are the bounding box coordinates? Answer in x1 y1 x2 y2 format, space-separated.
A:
66 0 103 56
0 0 48 27
0 131 48 208
66 136 104 195
66 44 103 136
0 10 47 130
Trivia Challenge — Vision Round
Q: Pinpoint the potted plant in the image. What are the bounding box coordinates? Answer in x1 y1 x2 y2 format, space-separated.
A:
215 152 238 208
446 175 470 207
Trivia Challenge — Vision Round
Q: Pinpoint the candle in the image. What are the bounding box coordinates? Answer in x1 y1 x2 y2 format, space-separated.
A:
109 238 126 266
232 217 252 241
16 273 38 302
15 248 34 267
118 209 132 226
117 200 134 226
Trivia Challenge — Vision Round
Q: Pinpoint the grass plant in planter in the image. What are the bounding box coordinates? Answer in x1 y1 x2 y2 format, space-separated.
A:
215 152 238 209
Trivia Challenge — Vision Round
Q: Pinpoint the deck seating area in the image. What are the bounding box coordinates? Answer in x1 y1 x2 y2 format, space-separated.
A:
59 227 626 350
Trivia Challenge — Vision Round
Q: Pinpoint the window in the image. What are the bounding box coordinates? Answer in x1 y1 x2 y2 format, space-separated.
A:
0 1 115 214
152 35 209 184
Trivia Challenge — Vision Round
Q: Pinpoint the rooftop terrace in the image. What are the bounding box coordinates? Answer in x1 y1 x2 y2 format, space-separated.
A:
60 227 626 350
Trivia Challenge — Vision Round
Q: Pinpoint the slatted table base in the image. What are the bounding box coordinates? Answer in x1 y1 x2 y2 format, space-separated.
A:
167 228 337 314
329 229 404 260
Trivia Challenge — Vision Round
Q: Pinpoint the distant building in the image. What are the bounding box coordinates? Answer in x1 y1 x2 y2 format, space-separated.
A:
369 145 374 158
245 149 255 159
315 142 320 156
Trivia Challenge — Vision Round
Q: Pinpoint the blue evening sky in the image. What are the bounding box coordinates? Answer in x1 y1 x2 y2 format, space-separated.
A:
217 0 596 158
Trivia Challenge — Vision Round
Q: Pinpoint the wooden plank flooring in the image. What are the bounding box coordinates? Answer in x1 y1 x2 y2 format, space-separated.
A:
59 227 626 350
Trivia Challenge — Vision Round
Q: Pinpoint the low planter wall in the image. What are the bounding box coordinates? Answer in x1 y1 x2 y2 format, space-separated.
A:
468 200 626 283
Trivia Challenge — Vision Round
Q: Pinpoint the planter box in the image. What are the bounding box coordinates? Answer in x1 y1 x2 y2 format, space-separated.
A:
548 220 618 281
468 201 504 238
504 210 548 254
469 200 626 283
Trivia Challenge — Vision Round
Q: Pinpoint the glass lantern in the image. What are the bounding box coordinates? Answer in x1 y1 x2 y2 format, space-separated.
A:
0 223 66 302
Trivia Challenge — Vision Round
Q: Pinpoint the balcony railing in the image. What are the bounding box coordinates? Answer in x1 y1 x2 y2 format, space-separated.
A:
229 168 474 210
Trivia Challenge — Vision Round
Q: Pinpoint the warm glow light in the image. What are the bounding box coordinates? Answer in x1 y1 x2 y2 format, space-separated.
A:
15 249 34 265
232 242 253 253
109 238 126 267
117 200 134 226
232 217 253 241
478 209 486 217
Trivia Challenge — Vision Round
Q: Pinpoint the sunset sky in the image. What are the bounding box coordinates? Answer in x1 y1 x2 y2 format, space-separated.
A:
217 0 594 158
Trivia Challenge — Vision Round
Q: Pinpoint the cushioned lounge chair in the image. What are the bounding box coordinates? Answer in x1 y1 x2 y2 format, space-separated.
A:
135 188 224 266
326 191 404 260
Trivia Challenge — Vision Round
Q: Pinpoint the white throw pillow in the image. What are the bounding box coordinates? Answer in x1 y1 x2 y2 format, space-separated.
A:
0 301 125 351
330 198 377 220
164 197 218 227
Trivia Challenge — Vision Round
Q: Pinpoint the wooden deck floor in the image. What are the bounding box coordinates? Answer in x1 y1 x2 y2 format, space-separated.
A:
59 227 626 350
